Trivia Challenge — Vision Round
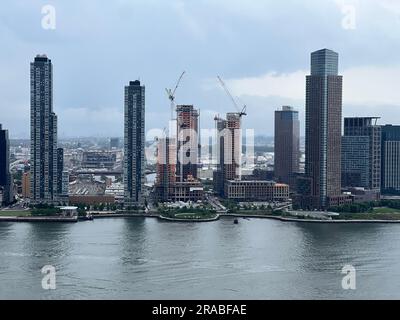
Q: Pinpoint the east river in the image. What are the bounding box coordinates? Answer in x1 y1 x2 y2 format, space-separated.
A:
1 217 400 299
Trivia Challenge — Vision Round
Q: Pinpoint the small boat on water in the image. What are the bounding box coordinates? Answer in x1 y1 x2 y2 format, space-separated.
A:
84 214 94 221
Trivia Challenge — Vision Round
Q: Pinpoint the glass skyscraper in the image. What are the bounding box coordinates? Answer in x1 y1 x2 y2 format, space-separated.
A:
381 125 400 194
0 124 11 205
342 117 381 191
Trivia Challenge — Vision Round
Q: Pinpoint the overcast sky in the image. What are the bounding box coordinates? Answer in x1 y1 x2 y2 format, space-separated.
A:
1 0 400 138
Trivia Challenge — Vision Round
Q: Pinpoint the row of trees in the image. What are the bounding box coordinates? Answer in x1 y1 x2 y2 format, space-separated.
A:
158 204 216 215
29 202 151 215
91 203 120 211
221 200 274 213
330 199 400 214
29 204 62 216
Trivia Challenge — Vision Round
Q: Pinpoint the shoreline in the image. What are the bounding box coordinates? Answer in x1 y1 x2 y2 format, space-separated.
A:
2 212 400 224
0 216 78 223
220 214 400 224
158 214 220 223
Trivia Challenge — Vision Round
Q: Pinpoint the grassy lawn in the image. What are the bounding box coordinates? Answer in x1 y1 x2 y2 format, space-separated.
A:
0 211 32 217
372 207 400 214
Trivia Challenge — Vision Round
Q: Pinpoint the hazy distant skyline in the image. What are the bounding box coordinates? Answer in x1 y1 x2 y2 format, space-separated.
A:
1 0 400 138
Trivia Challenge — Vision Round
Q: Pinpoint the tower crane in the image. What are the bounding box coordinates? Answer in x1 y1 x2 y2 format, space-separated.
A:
217 76 247 118
216 76 246 181
166 71 186 121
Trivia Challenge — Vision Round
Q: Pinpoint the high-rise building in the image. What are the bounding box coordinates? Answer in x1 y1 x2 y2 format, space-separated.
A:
22 172 31 199
274 106 300 188
124 80 145 207
176 105 199 181
30 55 58 204
56 147 69 203
61 171 69 200
57 147 64 195
342 117 381 191
155 137 176 202
0 124 12 205
225 113 242 181
110 138 120 150
381 125 400 194
304 49 343 209
82 151 117 169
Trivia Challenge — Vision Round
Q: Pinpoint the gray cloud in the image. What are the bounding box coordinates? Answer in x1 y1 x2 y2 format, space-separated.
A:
0 0 399 138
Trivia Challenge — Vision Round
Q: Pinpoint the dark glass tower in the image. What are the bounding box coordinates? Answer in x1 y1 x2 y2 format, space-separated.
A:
342 117 381 190
0 124 11 205
274 106 300 188
124 80 145 207
381 125 400 194
30 55 58 204
305 49 343 209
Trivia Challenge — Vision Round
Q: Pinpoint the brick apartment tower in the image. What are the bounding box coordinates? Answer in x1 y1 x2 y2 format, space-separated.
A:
305 49 343 209
155 137 176 201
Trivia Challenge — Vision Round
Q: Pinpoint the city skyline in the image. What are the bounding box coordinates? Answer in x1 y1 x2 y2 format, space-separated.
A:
4 1 400 304
1 1 400 138
14 48 400 210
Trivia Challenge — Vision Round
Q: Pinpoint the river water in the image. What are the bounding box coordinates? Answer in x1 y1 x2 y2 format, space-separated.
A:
1 217 400 299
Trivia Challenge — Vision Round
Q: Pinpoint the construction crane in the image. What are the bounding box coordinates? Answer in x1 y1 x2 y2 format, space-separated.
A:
217 76 247 118
166 71 186 121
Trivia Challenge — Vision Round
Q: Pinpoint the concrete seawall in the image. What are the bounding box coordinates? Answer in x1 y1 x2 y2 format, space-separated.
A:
0 216 78 223
90 213 159 219
220 214 400 224
158 214 220 223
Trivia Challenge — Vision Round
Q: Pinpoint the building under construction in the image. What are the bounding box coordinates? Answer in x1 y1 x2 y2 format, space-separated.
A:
212 77 290 202
213 112 242 196
155 105 204 203
176 105 199 181
155 137 176 202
